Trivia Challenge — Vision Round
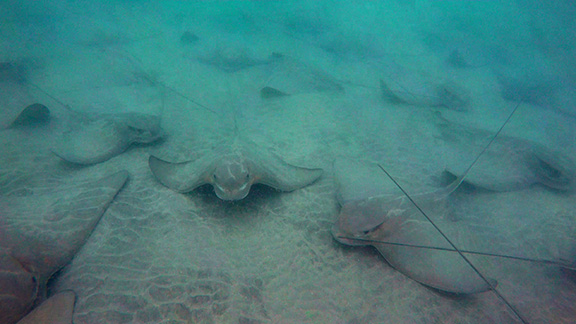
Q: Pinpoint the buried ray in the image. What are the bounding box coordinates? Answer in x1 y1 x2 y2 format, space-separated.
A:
53 112 163 165
149 135 322 201
0 170 128 324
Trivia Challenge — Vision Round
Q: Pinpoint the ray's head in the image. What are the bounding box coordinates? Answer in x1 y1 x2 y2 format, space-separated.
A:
331 198 394 246
211 160 256 200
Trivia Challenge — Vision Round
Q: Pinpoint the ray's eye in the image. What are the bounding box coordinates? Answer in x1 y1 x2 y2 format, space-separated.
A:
246 173 250 179
362 225 381 236
213 174 218 180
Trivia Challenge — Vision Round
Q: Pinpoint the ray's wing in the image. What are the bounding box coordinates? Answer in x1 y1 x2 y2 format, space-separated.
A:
262 54 343 96
52 119 133 165
249 147 322 192
149 155 214 193
373 219 495 294
443 141 537 192
8 103 51 129
0 170 128 278
16 291 76 324
0 171 128 324
0 253 37 324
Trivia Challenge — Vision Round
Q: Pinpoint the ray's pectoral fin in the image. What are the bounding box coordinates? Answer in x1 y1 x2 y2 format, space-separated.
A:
260 86 290 99
149 155 212 193
0 170 128 324
9 103 51 128
255 157 323 192
52 119 132 165
375 221 496 294
376 244 496 294
2 170 130 280
16 291 75 324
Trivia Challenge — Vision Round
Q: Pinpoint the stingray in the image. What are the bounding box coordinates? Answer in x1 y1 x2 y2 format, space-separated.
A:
149 135 323 201
436 113 575 192
330 103 573 295
195 48 280 73
180 31 200 45
0 170 128 324
331 160 496 294
378 60 469 111
260 53 344 97
53 112 163 165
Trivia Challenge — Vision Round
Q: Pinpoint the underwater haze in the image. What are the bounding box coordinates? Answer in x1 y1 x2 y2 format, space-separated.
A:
1 1 576 323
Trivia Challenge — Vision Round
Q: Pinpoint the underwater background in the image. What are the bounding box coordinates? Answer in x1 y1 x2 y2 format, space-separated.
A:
1 1 576 323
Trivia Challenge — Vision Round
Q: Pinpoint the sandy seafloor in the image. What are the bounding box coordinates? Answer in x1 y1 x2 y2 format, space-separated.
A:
2 1 576 323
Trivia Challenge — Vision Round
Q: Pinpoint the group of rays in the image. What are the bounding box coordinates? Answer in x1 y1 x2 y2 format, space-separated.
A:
1 52 575 324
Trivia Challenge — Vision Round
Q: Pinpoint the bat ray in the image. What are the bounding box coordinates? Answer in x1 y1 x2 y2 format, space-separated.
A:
149 135 323 201
378 60 469 111
436 114 575 192
53 112 163 165
380 77 470 111
260 53 344 97
15 291 76 324
331 161 496 294
0 170 128 324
